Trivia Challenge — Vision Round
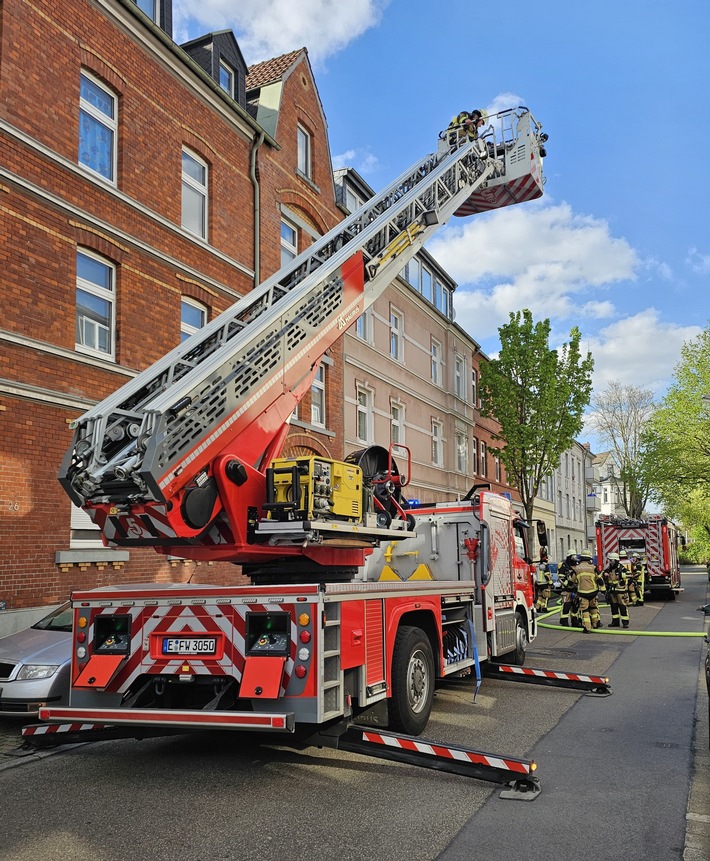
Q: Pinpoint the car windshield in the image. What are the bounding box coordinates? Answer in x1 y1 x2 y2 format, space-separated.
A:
31 603 72 633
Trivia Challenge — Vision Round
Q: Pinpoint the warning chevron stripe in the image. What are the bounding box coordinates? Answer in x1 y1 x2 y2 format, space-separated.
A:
496 665 608 685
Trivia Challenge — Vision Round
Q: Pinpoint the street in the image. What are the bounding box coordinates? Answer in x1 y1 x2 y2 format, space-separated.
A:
1 568 708 861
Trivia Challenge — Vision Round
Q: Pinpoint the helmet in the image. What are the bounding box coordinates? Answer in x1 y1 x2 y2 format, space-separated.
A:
619 550 628 558
607 552 620 561
566 551 578 561
631 552 639 559
579 548 593 560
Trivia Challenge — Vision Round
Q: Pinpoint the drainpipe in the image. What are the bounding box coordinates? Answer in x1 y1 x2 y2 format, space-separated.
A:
250 131 266 287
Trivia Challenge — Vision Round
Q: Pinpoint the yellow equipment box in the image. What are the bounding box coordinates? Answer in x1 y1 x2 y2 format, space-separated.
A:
266 457 363 523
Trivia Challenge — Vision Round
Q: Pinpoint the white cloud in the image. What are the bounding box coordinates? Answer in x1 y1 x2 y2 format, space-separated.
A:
173 0 389 66
433 201 638 336
687 246 710 274
585 310 702 394
332 148 380 176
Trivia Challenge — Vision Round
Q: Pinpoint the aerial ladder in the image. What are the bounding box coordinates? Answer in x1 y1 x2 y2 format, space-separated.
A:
59 107 547 571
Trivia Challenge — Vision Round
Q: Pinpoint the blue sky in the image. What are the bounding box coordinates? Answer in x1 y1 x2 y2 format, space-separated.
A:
174 0 709 406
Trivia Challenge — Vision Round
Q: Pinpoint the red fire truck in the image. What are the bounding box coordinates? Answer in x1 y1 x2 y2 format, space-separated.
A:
596 514 682 599
29 109 608 791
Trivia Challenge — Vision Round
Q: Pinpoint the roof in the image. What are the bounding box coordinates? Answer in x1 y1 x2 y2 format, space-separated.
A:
246 48 305 90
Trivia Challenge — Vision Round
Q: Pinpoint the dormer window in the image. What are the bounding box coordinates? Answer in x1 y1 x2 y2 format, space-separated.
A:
135 0 157 22
219 61 234 97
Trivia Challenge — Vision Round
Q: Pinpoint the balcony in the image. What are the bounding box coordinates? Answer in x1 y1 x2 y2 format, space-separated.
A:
586 492 601 512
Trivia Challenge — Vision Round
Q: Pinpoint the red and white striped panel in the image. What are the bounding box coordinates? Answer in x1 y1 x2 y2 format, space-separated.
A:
22 721 104 738
360 730 533 775
455 158 543 217
79 602 297 695
497 665 607 685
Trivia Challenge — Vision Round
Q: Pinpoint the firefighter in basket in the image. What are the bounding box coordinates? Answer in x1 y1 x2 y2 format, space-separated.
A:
602 552 630 628
629 552 646 605
576 548 605 633
558 551 581 628
535 548 553 612
445 109 487 148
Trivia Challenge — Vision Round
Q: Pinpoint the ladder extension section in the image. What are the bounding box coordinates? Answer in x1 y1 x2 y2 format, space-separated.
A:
59 108 546 548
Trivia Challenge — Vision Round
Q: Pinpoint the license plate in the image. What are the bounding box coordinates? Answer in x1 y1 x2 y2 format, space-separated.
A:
161 637 218 656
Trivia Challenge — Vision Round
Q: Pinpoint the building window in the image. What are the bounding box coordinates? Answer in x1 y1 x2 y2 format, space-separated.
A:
75 249 115 360
471 369 478 407
79 71 117 183
454 356 466 400
182 148 208 239
70 503 103 549
480 441 487 477
356 387 372 444
134 0 158 20
495 455 501 482
421 266 433 303
456 432 468 474
311 363 326 427
219 61 235 97
404 257 420 291
432 420 443 467
391 402 405 453
472 437 478 474
355 309 371 342
297 125 311 179
390 308 403 361
345 186 363 213
566 494 570 517
431 339 443 385
181 297 207 342
281 218 298 267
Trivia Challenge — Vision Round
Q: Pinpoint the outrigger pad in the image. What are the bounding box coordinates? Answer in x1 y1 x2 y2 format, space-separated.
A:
499 776 541 801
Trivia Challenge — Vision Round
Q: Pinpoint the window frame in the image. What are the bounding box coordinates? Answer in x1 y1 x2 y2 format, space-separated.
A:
390 307 404 362
75 248 116 361
134 0 158 21
181 296 207 342
480 440 487 477
297 124 312 179
431 338 443 386
356 386 373 444
455 431 468 474
391 401 405 454
181 148 209 240
280 217 298 267
454 355 466 400
432 420 444 467
219 60 235 97
311 363 326 427
78 70 117 184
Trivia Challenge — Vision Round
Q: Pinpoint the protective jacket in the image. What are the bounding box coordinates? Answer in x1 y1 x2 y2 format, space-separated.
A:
576 561 601 597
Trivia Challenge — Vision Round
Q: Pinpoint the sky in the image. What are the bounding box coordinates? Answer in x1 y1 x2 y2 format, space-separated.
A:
173 0 709 427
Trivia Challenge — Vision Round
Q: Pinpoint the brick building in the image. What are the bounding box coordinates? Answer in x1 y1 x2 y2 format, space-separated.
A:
0 0 344 612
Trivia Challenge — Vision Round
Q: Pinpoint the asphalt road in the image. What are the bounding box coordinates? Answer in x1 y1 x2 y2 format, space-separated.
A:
0 568 707 861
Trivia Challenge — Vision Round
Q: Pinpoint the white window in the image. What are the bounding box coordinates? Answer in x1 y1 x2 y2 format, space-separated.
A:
391 402 405 453
495 455 501 482
390 309 403 361
219 61 235 97
70 503 103 549
431 339 443 385
281 218 298 267
405 257 420 291
421 266 433 302
432 420 443 467
345 186 363 213
471 368 478 407
356 386 373 444
75 249 115 360
456 432 468 474
181 297 207 342
311 364 326 427
480 441 487 477
454 356 466 400
79 71 117 183
182 148 208 239
297 125 311 178
355 309 371 342
472 437 478 474
134 0 158 21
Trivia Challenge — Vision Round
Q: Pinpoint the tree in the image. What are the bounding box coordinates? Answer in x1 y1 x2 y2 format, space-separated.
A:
587 381 655 519
479 310 594 543
644 327 710 553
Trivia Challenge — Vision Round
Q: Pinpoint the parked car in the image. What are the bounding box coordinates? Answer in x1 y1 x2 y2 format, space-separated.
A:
0 603 72 716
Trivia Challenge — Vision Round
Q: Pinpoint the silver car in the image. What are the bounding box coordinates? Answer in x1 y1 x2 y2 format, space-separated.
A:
0 603 72 715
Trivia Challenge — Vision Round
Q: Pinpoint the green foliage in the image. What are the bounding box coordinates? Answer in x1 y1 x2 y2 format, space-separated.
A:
479 310 594 520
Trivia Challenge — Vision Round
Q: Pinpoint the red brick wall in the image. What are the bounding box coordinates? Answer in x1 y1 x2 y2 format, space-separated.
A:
0 0 346 609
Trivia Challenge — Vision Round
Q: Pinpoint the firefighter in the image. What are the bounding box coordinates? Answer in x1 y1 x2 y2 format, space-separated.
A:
535 549 553 612
576 548 604 633
630 553 646 605
447 109 486 148
558 551 580 627
602 552 630 628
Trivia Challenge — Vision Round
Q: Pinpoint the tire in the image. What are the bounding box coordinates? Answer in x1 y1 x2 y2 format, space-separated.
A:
388 625 435 736
510 612 528 666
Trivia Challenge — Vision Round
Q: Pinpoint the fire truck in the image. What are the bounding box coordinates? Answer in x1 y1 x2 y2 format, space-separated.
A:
28 108 609 791
595 514 682 599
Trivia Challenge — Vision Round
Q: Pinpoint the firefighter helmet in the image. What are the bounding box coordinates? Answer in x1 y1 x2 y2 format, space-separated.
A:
579 548 593 560
608 552 620 561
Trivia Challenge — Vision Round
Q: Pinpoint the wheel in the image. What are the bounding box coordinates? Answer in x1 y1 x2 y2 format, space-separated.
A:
510 612 528 666
388 626 435 736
